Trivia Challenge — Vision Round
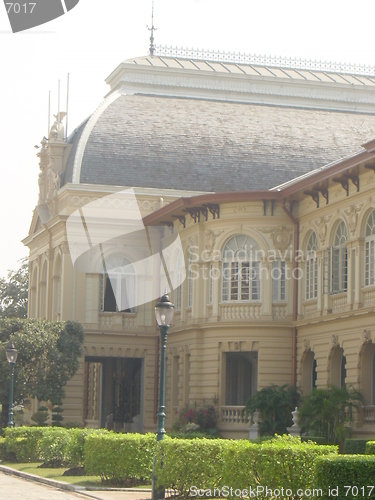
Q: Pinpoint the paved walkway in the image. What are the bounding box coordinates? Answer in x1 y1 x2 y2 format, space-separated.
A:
0 468 152 500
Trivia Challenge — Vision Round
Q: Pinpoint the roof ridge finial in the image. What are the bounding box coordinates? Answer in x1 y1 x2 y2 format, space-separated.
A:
147 0 157 56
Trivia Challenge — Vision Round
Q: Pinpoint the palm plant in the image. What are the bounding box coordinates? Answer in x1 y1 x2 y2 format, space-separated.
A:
298 385 364 446
245 384 301 436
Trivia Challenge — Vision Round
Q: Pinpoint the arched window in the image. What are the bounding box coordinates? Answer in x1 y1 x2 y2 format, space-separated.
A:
100 255 136 313
39 261 48 318
175 252 183 311
302 349 317 395
222 235 261 302
340 354 347 388
30 266 38 318
306 232 318 300
331 221 348 294
187 250 194 308
365 211 375 286
53 254 62 320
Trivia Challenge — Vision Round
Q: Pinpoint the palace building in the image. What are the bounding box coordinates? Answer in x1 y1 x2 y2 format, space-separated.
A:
23 48 375 438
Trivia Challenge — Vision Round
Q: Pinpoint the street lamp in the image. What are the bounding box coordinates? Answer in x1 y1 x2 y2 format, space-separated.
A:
152 293 175 500
6 342 18 428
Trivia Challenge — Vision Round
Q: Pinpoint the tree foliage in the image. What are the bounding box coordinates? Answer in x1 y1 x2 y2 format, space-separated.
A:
245 384 301 436
0 319 84 425
0 259 28 319
298 385 365 445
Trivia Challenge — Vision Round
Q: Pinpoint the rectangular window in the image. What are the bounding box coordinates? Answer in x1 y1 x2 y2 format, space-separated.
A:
208 264 213 304
225 352 258 405
306 255 318 300
272 260 286 302
366 240 375 286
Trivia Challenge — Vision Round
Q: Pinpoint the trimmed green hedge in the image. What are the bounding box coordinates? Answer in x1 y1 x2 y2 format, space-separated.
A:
84 432 156 482
366 441 375 455
315 455 375 499
155 435 337 495
1 426 104 466
344 439 368 455
301 436 327 445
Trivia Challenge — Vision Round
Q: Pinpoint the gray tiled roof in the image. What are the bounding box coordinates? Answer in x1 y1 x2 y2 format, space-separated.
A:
63 94 375 191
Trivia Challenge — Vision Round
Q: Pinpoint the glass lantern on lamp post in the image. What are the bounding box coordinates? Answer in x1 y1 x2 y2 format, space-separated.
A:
6 342 18 428
152 293 174 500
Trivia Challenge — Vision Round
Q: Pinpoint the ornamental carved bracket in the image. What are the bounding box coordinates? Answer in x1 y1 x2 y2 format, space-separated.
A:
172 215 186 228
315 214 332 245
344 204 363 236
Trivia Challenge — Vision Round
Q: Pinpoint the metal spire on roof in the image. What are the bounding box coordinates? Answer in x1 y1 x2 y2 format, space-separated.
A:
147 0 157 56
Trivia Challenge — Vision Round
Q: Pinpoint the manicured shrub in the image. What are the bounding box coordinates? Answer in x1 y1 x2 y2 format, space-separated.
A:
155 435 337 496
168 431 219 439
39 427 71 465
253 435 336 494
315 455 375 499
66 428 107 467
0 437 7 460
156 437 228 493
84 432 156 482
344 439 367 454
366 441 375 454
31 406 49 426
3 426 45 461
301 436 327 445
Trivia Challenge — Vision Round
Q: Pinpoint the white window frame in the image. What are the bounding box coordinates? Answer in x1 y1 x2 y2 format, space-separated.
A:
272 260 286 302
365 211 375 287
100 255 137 313
330 221 348 294
306 232 318 300
221 235 261 302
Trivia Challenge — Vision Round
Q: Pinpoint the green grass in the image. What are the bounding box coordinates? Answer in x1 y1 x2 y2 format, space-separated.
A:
2 462 103 487
2 462 152 489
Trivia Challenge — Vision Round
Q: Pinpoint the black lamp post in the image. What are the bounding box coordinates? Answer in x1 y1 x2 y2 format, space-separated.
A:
6 342 18 428
152 293 175 500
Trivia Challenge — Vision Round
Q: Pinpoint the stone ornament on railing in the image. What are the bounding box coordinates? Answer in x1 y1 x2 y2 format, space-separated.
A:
248 409 261 441
154 45 375 77
287 407 301 437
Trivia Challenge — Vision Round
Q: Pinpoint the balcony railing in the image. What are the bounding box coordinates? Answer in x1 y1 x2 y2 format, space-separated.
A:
221 406 251 425
330 292 348 313
220 303 261 320
363 288 375 308
303 299 318 318
272 303 287 320
364 406 375 425
99 312 136 329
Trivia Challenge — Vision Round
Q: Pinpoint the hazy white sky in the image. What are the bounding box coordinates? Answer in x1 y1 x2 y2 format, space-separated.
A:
0 0 375 278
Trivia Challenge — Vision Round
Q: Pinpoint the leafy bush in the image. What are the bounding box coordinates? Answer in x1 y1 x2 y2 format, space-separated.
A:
315 455 375 499
344 439 368 455
245 384 301 436
301 436 327 445
155 435 337 496
173 402 218 433
0 437 7 460
156 437 228 493
66 428 106 467
3 426 44 461
168 431 219 439
39 427 71 465
31 406 49 426
366 441 375 454
84 432 156 482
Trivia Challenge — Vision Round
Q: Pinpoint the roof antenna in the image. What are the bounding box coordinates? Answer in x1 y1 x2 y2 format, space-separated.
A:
147 0 157 56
